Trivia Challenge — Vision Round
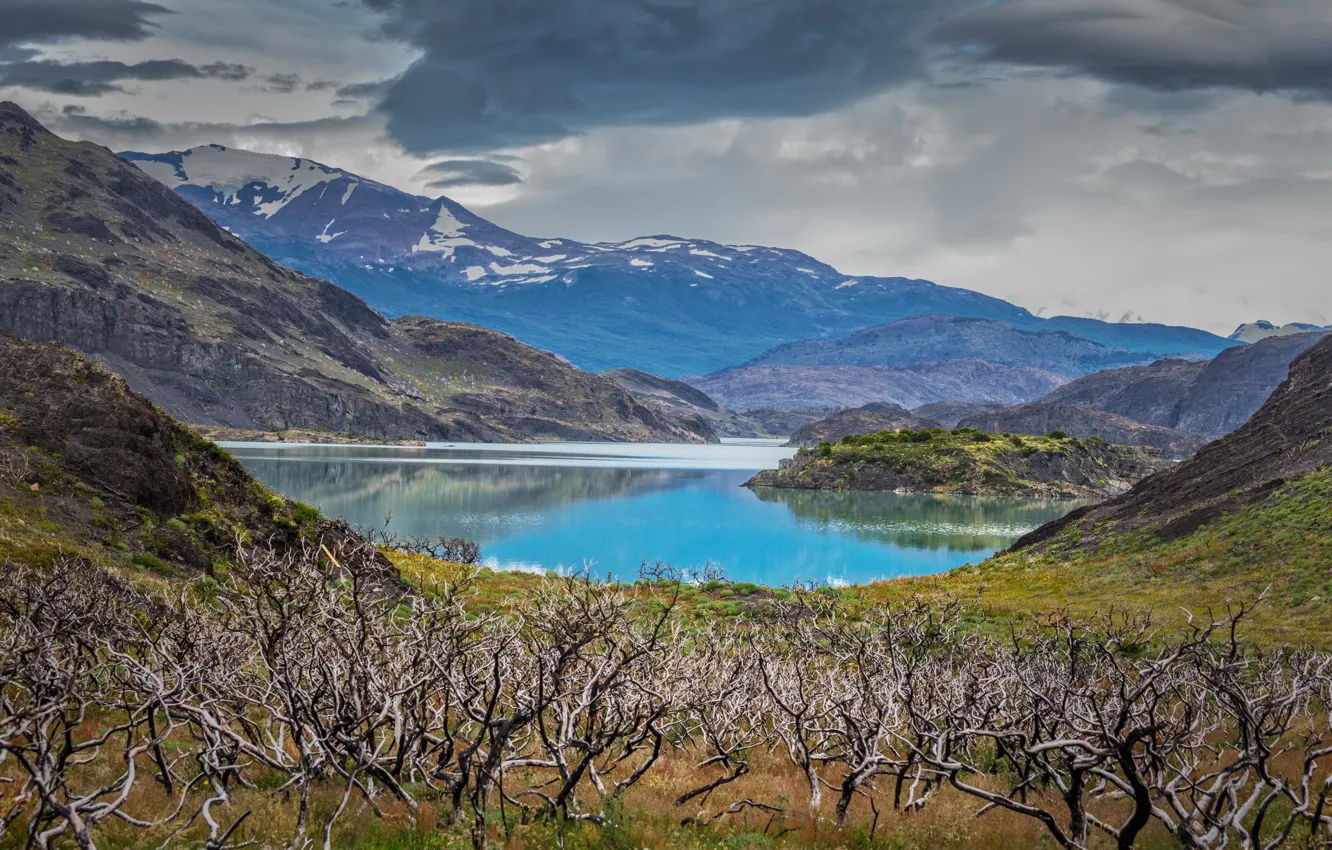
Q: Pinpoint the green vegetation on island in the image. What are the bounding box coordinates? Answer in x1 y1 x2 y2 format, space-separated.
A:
747 426 1172 498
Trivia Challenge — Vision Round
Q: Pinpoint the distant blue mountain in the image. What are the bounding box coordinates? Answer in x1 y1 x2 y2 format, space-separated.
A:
121 146 1240 377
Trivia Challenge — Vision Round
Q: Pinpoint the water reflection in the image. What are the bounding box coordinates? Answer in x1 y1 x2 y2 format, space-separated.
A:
750 488 1091 552
226 443 1090 586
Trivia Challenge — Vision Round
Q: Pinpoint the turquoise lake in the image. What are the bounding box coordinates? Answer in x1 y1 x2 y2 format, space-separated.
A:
224 440 1088 586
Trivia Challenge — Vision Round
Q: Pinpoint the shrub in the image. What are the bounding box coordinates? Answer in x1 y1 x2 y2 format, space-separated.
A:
971 431 994 442
1048 430 1068 440
131 552 177 578
1010 434 1025 447
818 442 833 458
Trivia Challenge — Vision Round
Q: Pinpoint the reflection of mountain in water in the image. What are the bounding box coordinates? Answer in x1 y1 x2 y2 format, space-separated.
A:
237 452 699 544
749 487 1090 552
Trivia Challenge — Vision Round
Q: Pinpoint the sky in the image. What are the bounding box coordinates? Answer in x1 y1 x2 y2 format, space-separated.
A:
1 0 1330 333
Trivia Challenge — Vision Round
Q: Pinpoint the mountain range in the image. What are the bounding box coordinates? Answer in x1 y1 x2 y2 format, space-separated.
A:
741 315 1157 376
0 103 710 444
119 144 1239 377
1038 332 1327 439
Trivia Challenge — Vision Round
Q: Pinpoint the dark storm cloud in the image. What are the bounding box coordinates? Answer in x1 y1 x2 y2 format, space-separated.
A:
0 59 252 96
935 0 1332 99
0 0 171 49
415 159 525 189
358 0 983 154
51 107 366 147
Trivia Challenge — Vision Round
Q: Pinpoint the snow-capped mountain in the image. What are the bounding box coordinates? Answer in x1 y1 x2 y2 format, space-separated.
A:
121 145 1239 376
1229 320 1330 344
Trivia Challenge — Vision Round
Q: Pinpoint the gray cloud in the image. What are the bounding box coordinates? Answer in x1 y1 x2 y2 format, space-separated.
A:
0 0 171 49
0 59 252 96
935 0 1332 99
359 0 982 153
416 159 525 189
50 108 365 147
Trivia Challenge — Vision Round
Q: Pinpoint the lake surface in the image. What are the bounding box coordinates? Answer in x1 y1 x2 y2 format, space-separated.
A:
224 440 1088 587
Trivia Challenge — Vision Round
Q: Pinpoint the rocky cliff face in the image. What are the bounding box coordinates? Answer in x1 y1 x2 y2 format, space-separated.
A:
1013 334 1332 550
786 403 942 447
0 103 711 444
958 404 1207 459
1038 334 1326 439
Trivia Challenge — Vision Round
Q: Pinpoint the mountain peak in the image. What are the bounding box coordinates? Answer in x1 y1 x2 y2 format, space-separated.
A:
0 101 51 137
1230 320 1330 343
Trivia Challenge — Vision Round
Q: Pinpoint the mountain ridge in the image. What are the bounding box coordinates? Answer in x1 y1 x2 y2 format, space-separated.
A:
119 143 1239 376
1037 333 1328 439
743 314 1159 377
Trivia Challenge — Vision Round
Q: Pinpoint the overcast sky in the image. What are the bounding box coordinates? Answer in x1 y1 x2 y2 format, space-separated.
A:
2 0 1330 333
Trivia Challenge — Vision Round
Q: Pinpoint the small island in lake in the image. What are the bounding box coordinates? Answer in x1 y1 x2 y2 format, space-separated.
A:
746 427 1174 498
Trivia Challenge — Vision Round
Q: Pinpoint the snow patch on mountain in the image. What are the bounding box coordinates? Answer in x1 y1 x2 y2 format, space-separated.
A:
1229 321 1330 344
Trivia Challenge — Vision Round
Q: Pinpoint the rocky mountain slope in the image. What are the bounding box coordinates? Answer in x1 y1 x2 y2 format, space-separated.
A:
0 331 382 577
120 144 1237 376
747 429 1171 498
603 369 765 437
1039 333 1327 439
743 315 1158 377
911 401 1011 429
958 403 1207 458
0 103 711 444
687 360 1069 412
786 404 941 447
1012 333 1332 553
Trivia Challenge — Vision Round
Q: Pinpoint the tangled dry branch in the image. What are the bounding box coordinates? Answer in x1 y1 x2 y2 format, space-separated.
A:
1 543 1330 850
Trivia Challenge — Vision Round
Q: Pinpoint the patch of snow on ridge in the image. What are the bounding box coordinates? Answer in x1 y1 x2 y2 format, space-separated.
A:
490 261 549 275
534 255 567 263
616 237 680 250
429 206 468 238
689 248 727 259
694 271 713 279
316 220 346 244
163 146 351 219
413 235 478 257
484 246 514 257
836 279 859 288
629 258 654 267
463 266 487 281
341 183 358 205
